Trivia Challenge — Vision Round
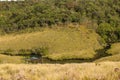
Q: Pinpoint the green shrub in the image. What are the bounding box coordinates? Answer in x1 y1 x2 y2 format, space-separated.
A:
31 47 49 56
18 49 31 55
97 23 116 42
3 49 15 55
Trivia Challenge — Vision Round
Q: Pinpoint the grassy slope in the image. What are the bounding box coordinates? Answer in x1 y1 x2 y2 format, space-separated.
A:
0 54 24 63
95 43 120 62
107 43 120 55
95 54 120 62
0 62 119 80
0 25 103 60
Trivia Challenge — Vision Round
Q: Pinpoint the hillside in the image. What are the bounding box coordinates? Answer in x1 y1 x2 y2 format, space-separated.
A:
0 0 120 80
0 0 120 44
0 0 120 63
95 42 120 62
0 25 103 61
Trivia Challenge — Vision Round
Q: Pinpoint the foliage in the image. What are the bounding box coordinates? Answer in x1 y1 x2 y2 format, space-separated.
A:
97 23 115 42
0 0 120 44
3 49 15 55
1 47 48 56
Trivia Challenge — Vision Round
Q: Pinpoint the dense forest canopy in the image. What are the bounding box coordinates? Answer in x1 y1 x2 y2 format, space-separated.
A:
0 0 120 43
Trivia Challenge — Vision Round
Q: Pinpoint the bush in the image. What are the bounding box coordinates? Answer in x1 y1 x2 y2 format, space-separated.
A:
18 49 31 55
31 47 49 56
3 49 15 55
97 23 116 42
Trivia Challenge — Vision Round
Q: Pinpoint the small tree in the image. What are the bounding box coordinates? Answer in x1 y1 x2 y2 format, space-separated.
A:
97 23 115 43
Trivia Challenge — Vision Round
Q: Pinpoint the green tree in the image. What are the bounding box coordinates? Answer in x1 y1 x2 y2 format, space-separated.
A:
97 23 115 42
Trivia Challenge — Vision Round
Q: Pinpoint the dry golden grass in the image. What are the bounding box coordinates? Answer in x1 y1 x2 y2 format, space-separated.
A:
0 62 119 80
0 54 24 63
0 25 103 60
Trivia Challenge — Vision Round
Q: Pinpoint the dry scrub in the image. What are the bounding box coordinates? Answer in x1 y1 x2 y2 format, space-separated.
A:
0 62 119 80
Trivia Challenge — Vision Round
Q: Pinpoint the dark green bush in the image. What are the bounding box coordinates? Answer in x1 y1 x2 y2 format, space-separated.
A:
97 23 118 43
31 47 49 56
18 49 31 55
3 49 15 55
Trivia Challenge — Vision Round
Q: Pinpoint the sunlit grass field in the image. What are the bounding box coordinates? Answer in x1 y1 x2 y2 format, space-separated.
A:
0 54 24 63
0 62 119 80
95 54 120 62
107 43 120 55
0 25 103 60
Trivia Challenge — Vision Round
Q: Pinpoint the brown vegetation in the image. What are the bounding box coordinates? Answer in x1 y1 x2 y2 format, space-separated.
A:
0 62 119 80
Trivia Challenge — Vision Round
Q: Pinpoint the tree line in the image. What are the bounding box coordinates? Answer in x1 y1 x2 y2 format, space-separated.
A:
0 0 120 43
